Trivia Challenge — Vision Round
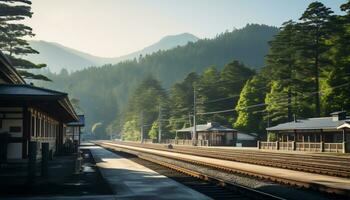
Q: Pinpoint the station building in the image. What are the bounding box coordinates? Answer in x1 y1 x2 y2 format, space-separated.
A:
260 111 350 153
175 122 237 146
0 51 79 161
66 115 85 145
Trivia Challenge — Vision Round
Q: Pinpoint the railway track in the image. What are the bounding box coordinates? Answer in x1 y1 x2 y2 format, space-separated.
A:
109 141 350 178
96 141 350 198
103 146 286 200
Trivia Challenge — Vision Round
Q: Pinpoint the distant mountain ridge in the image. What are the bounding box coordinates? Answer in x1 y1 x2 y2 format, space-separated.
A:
26 33 199 72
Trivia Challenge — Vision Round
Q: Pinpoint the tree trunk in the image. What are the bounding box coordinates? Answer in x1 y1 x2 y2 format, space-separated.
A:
315 33 321 117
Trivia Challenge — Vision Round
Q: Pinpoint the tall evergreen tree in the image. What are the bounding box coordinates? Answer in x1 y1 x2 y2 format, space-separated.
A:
220 60 255 116
265 21 298 122
0 0 49 81
123 76 168 140
322 1 350 113
196 67 227 125
234 75 268 135
169 72 199 130
297 1 334 116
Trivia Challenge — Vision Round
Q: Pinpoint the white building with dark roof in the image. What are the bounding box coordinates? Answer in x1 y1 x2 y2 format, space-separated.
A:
261 111 350 153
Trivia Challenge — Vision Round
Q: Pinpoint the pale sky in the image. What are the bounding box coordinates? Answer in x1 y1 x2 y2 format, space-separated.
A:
25 0 346 57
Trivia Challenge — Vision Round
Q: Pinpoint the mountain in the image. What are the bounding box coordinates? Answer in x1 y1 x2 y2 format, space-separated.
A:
27 41 98 72
114 33 199 63
39 24 279 131
26 33 199 73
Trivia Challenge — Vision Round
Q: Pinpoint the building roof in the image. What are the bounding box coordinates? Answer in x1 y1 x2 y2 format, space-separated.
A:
67 115 85 126
237 132 257 140
0 84 78 123
266 117 350 132
177 122 237 133
0 84 67 97
0 51 25 84
337 122 350 129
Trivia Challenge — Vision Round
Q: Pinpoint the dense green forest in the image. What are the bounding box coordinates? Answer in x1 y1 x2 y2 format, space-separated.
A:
120 1 350 141
39 24 278 138
40 1 350 141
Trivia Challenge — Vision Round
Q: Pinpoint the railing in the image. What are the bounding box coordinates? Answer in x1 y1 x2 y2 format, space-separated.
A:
279 142 294 151
260 141 277 150
324 143 343 153
160 139 209 146
296 142 322 152
259 141 347 153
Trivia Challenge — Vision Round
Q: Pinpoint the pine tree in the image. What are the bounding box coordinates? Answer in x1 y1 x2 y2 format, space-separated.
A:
234 75 267 134
297 1 334 116
123 76 168 139
0 0 49 81
196 67 227 125
322 1 350 113
265 21 298 121
169 72 198 130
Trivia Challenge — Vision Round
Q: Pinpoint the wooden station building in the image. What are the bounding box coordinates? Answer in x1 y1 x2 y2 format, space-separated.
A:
260 111 350 153
176 122 237 146
0 52 79 161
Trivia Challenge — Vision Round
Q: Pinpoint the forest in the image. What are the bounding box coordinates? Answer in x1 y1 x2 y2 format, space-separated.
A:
117 1 350 141
34 1 350 140
38 23 278 139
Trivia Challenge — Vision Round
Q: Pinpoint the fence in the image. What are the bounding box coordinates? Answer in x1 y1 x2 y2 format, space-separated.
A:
324 143 344 153
279 142 294 151
259 141 347 153
160 139 209 146
296 142 322 152
260 141 277 150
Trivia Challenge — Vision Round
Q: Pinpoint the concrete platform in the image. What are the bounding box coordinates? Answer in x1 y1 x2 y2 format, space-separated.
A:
84 145 211 200
103 142 350 195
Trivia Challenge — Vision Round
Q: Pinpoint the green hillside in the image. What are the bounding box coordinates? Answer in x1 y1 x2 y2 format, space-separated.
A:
39 24 279 132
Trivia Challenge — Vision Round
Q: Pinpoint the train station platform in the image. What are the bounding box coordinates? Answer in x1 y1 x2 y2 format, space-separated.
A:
103 142 350 196
83 145 211 200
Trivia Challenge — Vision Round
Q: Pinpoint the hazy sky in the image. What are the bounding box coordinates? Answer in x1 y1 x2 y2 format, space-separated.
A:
26 0 346 57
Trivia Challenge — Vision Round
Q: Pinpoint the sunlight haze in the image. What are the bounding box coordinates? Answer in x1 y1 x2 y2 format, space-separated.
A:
26 0 345 57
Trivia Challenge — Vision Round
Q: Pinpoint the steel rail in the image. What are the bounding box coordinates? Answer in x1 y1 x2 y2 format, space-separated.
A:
97 141 350 197
98 142 286 200
109 141 350 178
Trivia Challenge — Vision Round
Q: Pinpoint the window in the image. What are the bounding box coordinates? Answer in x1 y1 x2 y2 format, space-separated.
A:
41 118 44 138
31 116 35 137
36 117 40 137
9 126 21 133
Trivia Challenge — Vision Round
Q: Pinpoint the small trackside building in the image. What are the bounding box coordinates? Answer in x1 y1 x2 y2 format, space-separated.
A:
175 122 237 146
66 115 85 145
0 52 79 161
259 111 350 153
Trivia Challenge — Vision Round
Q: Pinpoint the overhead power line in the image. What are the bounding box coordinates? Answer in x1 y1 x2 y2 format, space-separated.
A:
196 82 350 116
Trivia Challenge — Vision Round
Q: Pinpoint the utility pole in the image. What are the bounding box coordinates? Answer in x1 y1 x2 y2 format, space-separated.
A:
158 105 162 143
188 112 192 127
140 110 144 143
193 86 197 146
